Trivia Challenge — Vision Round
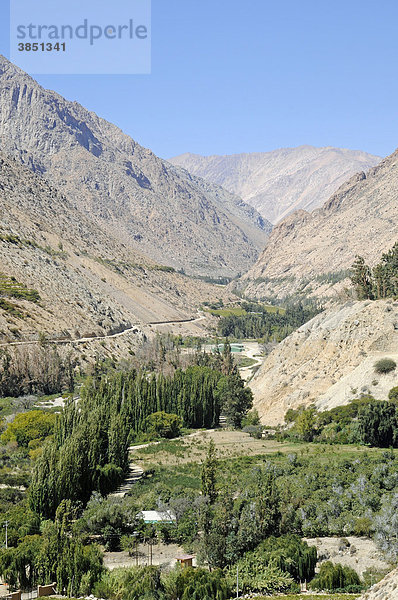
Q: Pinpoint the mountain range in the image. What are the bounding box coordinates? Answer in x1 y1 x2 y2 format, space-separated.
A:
169 146 380 224
0 55 270 278
241 148 398 301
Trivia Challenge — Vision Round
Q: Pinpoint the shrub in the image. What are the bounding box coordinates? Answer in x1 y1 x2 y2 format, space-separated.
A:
144 411 183 439
1 410 56 447
374 358 396 374
94 566 165 600
389 386 398 402
310 561 362 591
168 566 230 600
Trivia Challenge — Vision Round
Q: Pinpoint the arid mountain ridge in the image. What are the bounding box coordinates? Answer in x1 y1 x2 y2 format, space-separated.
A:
0 55 270 278
170 146 380 224
0 151 228 350
241 147 398 301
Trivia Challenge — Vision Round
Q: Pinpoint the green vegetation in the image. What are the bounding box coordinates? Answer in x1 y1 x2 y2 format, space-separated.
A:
0 500 103 594
226 535 316 594
315 270 351 285
0 233 67 259
1 410 56 447
0 299 26 318
351 241 398 299
374 358 396 374
94 565 230 600
282 394 398 448
145 411 183 439
310 561 362 592
151 264 176 273
217 300 320 341
30 358 252 517
0 273 40 303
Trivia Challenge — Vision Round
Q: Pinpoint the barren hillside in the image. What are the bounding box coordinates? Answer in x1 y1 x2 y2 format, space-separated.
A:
250 299 398 425
241 149 398 300
0 55 271 278
0 152 228 349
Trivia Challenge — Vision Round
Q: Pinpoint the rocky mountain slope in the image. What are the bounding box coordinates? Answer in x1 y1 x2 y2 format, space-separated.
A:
358 567 398 600
169 146 380 223
0 55 271 278
241 149 398 300
250 299 398 425
0 152 227 348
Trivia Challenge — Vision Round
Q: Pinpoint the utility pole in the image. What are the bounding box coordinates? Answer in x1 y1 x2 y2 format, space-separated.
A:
3 521 8 549
236 564 239 598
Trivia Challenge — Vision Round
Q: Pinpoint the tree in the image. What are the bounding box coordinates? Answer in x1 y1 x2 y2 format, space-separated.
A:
201 440 218 504
294 407 317 442
310 561 361 591
94 566 165 600
216 374 253 428
1 411 56 447
374 492 398 562
350 255 374 299
145 412 182 439
358 401 398 447
221 339 236 375
389 386 398 403
169 566 230 600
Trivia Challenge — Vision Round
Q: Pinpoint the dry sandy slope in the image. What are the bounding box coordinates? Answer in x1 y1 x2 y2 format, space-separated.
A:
304 537 390 577
358 567 398 600
250 299 398 425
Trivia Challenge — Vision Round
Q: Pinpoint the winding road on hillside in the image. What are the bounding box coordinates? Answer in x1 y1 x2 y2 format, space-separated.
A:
0 314 206 348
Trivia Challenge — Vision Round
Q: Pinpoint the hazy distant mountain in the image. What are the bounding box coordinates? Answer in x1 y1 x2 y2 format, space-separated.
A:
0 56 271 278
241 148 398 300
169 146 381 224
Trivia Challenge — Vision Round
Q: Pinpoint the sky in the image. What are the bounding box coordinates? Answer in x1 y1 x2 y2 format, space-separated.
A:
1 0 398 159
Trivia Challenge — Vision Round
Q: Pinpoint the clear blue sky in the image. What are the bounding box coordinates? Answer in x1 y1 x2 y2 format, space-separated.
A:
1 0 398 159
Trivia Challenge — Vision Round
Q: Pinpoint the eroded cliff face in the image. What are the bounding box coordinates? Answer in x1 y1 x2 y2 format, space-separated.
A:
250 300 398 426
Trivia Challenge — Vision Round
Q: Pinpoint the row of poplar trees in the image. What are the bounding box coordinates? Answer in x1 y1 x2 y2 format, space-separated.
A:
30 362 251 518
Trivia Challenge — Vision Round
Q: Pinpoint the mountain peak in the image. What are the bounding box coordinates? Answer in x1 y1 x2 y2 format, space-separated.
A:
0 58 271 277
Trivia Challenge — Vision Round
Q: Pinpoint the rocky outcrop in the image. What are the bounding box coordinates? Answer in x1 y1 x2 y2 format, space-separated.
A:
0 56 271 278
241 148 398 300
358 567 398 600
169 146 380 224
249 299 398 425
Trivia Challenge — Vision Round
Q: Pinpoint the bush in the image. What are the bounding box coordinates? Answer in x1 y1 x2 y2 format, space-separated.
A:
94 566 165 600
374 358 397 374
168 566 230 600
144 412 183 439
1 410 56 447
310 561 362 591
389 386 398 402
